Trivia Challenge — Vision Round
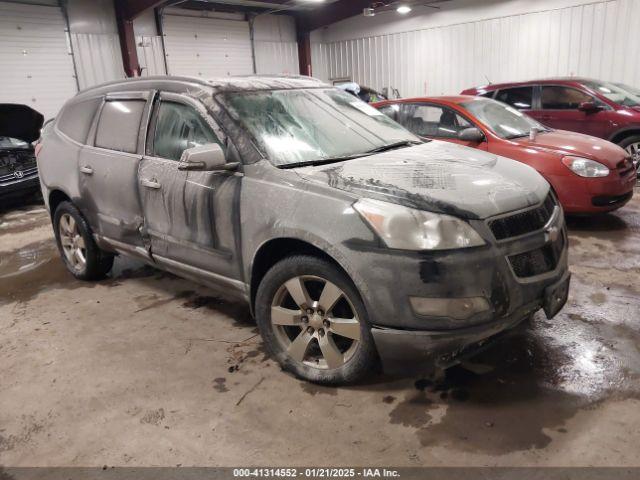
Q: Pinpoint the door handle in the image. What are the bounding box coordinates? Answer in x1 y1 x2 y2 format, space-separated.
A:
79 165 93 175
141 178 161 189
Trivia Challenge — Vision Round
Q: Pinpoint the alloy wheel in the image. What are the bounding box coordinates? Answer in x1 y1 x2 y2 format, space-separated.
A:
270 275 362 370
625 142 640 169
59 213 87 272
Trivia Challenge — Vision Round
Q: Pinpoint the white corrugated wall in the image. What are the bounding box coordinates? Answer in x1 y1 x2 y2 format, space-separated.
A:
136 35 166 77
254 15 299 75
70 33 124 89
0 1 77 119
312 0 640 97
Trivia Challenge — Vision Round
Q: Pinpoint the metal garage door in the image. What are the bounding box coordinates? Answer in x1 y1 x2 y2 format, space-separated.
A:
162 13 254 78
0 1 77 120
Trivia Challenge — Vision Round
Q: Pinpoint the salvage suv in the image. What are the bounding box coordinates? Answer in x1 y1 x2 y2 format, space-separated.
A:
37 76 570 384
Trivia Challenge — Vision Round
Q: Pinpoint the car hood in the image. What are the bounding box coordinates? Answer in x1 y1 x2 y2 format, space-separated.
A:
0 104 44 144
296 141 548 220
511 130 627 168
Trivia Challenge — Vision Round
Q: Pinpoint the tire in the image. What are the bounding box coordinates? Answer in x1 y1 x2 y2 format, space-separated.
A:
53 201 114 281
255 255 378 385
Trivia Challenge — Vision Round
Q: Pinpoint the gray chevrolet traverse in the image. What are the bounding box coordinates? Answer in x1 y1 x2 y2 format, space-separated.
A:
37 76 570 384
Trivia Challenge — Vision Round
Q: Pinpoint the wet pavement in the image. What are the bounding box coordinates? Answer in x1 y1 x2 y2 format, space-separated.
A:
0 192 639 466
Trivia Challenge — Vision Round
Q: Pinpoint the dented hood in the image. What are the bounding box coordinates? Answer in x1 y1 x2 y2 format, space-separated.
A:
297 141 549 220
0 104 44 144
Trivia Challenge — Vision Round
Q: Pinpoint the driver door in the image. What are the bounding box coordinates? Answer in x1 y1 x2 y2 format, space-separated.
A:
138 92 243 283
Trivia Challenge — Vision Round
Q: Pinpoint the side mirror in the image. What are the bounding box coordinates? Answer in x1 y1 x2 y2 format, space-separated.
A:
177 143 239 172
578 101 602 113
458 127 485 143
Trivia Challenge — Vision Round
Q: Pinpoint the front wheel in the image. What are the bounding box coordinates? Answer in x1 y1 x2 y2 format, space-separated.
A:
255 255 377 385
619 134 640 171
53 201 114 281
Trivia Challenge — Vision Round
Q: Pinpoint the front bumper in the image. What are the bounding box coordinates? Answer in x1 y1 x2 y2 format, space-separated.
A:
346 196 570 373
372 271 570 375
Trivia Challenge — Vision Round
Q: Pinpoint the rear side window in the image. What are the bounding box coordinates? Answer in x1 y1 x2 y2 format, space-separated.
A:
495 87 534 109
541 86 594 110
57 98 102 144
95 100 146 153
151 101 218 161
399 104 471 138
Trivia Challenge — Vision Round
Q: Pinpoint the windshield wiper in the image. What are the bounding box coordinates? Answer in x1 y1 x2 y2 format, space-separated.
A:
278 140 422 170
278 153 368 169
364 140 423 154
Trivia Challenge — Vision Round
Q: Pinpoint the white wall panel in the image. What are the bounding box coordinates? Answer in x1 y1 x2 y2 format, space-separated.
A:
313 0 640 97
163 13 253 78
71 33 124 89
136 35 166 77
253 15 298 75
0 1 77 119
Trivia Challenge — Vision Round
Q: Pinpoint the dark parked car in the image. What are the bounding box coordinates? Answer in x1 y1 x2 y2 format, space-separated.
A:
37 76 569 384
461 78 640 169
0 104 44 199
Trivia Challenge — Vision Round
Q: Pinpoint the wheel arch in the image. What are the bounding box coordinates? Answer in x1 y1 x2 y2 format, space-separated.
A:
249 237 358 315
48 189 72 218
608 127 640 145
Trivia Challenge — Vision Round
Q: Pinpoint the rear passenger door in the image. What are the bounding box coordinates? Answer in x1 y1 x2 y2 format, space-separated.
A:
139 92 242 282
78 92 152 247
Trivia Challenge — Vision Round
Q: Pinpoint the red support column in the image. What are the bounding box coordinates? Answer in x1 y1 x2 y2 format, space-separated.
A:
297 30 312 77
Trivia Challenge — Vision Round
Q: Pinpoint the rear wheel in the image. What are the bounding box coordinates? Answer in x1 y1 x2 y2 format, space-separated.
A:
255 255 377 384
53 201 114 280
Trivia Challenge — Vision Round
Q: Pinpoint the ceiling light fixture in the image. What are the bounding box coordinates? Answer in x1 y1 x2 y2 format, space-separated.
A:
397 5 412 14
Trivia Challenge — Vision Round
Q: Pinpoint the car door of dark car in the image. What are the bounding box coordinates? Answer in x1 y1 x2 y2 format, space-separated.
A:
138 92 242 283
78 92 151 246
534 85 612 138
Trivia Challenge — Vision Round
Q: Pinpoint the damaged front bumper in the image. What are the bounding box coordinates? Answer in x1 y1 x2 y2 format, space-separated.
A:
372 270 570 375
351 197 570 375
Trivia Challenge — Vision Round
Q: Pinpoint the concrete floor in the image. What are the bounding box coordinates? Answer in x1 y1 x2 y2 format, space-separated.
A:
0 191 639 467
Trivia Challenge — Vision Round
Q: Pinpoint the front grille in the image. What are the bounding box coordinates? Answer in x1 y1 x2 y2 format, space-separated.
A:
489 193 556 241
509 230 565 278
0 166 38 185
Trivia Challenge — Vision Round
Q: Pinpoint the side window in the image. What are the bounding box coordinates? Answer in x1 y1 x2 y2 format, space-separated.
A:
377 104 400 121
400 104 471 138
95 100 146 153
541 86 594 110
479 91 495 99
495 87 534 109
57 97 102 144
150 101 219 161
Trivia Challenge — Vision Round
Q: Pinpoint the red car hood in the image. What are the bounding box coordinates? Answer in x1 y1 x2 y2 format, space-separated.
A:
511 130 627 169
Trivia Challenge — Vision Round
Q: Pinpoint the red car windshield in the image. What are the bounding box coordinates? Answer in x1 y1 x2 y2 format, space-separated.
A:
462 98 548 139
583 80 640 107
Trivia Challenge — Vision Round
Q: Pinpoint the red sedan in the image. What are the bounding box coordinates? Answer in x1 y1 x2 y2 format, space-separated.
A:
374 96 636 214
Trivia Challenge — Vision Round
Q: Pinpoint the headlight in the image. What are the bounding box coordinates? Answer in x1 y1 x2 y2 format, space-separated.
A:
353 198 485 251
562 156 609 177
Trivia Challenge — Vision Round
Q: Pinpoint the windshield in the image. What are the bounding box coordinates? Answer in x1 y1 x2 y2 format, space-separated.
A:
615 83 640 98
0 136 30 149
583 80 640 107
220 88 419 167
461 98 547 139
